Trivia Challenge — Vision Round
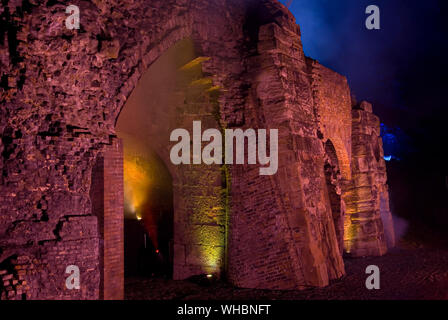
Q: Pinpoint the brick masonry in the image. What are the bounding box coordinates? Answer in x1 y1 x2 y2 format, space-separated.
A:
0 0 394 299
91 138 124 300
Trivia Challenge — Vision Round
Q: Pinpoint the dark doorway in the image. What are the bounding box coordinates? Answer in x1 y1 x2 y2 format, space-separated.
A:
122 150 174 278
115 38 205 280
324 140 344 254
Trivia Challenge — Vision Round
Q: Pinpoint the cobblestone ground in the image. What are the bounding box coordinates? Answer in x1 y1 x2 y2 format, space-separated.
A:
125 246 448 300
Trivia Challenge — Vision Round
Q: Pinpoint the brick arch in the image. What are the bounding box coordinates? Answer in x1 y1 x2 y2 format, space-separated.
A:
110 26 194 136
85 8 206 300
324 139 345 254
328 137 351 181
0 0 396 300
0 0 252 300
306 59 353 181
113 36 227 283
113 37 197 183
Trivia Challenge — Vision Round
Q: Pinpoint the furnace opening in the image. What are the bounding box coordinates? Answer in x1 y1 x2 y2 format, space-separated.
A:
116 39 198 279
121 147 173 278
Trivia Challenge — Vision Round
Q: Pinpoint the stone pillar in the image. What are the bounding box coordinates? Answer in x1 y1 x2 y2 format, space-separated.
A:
226 21 345 290
343 101 394 257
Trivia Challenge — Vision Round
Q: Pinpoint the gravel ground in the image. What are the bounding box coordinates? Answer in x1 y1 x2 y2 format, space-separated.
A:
125 245 448 300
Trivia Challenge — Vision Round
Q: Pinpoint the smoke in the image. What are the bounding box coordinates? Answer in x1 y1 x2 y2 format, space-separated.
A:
392 214 409 243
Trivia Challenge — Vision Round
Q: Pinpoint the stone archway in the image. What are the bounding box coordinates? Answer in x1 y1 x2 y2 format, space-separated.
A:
115 38 227 283
324 140 345 255
1 0 392 299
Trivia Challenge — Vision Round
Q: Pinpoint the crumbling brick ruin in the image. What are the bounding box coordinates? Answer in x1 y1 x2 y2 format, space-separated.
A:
0 0 395 299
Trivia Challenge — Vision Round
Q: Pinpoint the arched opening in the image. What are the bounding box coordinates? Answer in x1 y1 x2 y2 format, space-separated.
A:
115 39 197 279
114 38 227 283
324 140 344 255
121 143 173 278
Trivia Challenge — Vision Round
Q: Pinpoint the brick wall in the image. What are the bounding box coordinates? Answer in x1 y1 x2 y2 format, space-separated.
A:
0 0 394 298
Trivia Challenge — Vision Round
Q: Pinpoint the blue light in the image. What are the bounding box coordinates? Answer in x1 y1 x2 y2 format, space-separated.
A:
384 156 392 161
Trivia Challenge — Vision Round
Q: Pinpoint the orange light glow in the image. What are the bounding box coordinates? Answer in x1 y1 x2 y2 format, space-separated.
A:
123 157 152 213
122 151 159 249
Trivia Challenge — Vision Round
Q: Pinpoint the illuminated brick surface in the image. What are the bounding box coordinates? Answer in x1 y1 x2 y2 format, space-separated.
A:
0 0 393 299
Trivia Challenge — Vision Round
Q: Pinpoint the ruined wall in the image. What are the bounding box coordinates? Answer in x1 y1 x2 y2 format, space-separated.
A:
227 11 346 289
344 101 395 256
0 0 394 299
0 0 235 299
307 59 352 181
307 60 395 258
306 59 353 256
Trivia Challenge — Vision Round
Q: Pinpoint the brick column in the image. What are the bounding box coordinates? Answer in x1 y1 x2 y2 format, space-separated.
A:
91 137 124 300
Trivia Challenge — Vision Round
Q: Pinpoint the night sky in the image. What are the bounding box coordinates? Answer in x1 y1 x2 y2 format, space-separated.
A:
282 0 447 128
280 0 448 239
278 0 448 158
